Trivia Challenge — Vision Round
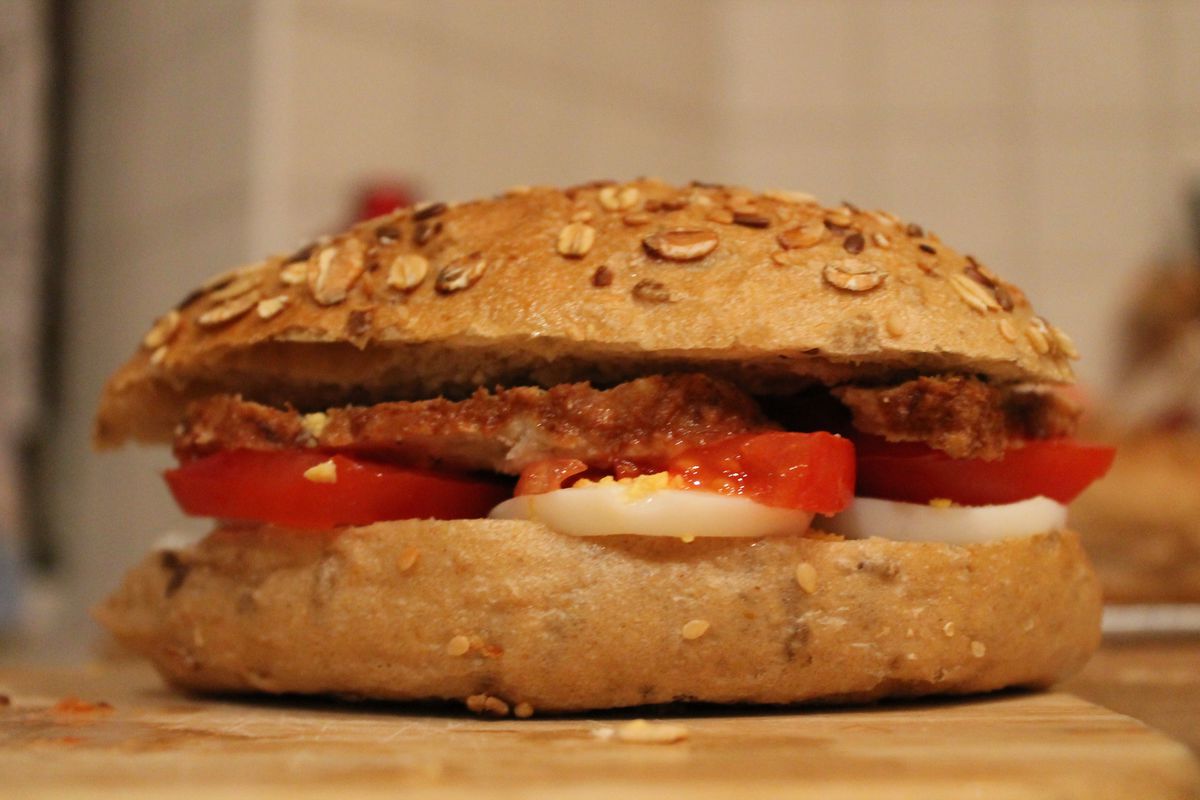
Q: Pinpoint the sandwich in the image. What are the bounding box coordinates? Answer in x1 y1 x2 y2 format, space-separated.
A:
94 179 1112 714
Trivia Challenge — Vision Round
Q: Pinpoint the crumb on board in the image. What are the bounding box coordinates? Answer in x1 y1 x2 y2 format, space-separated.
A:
52 697 114 715
466 693 510 717
594 719 690 744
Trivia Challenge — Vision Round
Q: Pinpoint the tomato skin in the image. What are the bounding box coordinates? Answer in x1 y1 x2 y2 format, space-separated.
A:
165 450 512 530
514 459 589 496
668 432 855 515
513 432 856 515
855 436 1115 506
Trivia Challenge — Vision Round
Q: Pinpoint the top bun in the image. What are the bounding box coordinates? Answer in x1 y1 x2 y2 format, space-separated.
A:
96 179 1078 446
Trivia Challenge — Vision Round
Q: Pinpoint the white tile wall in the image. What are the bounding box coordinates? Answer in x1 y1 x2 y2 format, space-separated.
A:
48 0 256 636
0 0 47 436
1166 0 1200 115
720 0 865 114
0 0 48 629
1024 1 1151 114
876 0 1009 112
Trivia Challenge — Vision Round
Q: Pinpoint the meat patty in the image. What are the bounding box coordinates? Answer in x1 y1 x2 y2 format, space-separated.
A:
835 376 1080 460
175 374 777 474
176 373 1080 471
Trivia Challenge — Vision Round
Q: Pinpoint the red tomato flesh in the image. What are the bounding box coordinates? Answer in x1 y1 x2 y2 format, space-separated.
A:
513 459 589 496
165 450 512 530
514 432 856 515
667 432 855 515
855 436 1115 506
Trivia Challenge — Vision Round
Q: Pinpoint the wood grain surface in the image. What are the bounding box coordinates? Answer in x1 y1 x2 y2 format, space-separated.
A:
1062 636 1200 754
0 659 1197 799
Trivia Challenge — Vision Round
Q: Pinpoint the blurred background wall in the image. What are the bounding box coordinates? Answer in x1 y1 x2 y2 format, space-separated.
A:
9 0 1200 646
1 0 49 632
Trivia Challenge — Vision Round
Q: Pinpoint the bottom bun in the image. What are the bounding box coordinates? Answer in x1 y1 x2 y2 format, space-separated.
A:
95 521 1101 713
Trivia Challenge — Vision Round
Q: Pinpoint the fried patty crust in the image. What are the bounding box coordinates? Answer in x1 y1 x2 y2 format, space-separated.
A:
835 376 1080 459
176 373 1079 468
176 374 776 473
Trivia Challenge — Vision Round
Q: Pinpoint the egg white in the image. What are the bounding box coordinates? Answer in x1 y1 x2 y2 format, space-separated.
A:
488 484 814 538
815 495 1068 544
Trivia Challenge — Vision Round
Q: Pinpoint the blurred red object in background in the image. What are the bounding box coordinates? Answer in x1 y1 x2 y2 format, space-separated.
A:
355 180 417 222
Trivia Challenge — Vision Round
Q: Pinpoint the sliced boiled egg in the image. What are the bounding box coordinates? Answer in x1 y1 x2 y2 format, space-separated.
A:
815 495 1068 544
488 472 813 538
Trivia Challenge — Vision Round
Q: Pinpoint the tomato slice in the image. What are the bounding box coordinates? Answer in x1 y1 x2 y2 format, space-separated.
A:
855 436 1115 506
513 432 856 515
165 450 512 530
514 459 589 496
668 432 855 514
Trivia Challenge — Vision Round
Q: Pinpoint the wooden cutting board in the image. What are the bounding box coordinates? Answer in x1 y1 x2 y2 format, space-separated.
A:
1 660 1196 800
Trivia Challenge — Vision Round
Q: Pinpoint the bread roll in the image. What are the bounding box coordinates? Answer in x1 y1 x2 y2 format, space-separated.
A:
96 521 1101 713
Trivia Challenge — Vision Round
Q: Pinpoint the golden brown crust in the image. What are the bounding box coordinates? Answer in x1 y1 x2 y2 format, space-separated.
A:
96 180 1077 447
174 374 775 472
95 522 1101 712
178 373 1078 467
836 377 1081 459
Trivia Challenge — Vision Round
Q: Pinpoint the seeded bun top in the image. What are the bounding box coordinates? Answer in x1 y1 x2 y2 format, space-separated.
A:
95 179 1078 446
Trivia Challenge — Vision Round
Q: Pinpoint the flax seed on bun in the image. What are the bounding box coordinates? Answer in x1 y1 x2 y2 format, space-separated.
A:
95 179 1076 447
93 179 1102 714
